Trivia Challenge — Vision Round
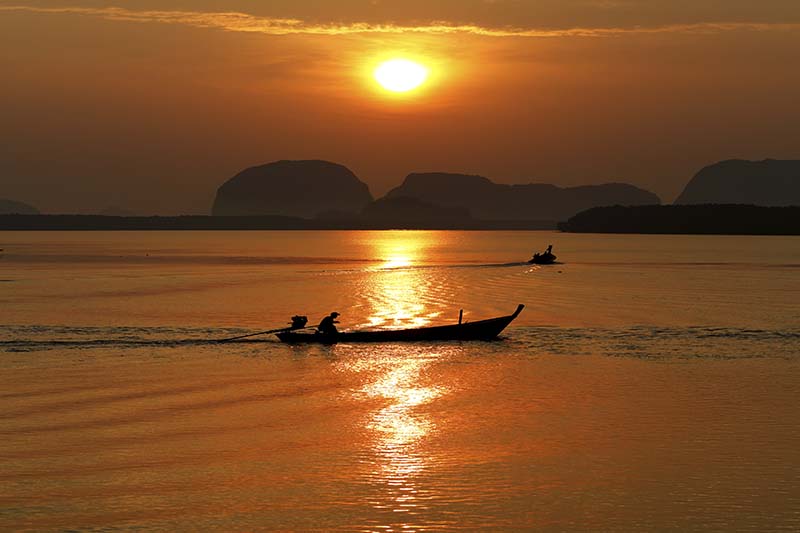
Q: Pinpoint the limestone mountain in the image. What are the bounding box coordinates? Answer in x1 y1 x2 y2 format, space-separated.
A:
675 159 800 206
385 173 660 221
212 160 373 217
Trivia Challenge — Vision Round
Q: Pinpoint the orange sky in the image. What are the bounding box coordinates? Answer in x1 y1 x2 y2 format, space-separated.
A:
2 1 799 214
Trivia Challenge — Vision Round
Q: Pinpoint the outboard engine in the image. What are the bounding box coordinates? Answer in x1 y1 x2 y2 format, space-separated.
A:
290 315 308 330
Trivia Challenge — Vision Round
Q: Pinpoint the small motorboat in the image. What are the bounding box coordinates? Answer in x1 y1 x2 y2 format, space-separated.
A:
529 245 557 264
529 252 556 264
276 304 524 344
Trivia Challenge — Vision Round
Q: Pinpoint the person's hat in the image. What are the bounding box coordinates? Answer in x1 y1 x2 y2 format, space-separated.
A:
331 312 340 317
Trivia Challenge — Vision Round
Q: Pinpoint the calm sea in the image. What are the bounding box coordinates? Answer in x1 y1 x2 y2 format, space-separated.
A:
1 230 799 531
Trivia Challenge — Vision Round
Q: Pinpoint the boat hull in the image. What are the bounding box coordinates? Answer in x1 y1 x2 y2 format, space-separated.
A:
529 253 557 265
276 304 524 344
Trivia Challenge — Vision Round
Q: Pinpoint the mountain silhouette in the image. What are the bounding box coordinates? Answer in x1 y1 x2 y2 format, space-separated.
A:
212 160 373 217
385 173 660 221
675 159 800 206
0 198 39 215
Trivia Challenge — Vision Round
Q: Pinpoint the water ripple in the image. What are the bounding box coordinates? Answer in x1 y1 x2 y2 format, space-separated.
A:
1 324 798 360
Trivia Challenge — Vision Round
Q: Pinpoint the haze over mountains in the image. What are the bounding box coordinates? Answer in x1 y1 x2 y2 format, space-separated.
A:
4 159 799 230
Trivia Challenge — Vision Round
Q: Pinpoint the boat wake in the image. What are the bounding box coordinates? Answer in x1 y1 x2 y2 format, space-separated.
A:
1 324 797 359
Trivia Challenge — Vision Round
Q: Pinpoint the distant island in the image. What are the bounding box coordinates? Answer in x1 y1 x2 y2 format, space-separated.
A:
212 160 373 218
559 205 800 235
559 159 800 235
675 159 800 206
5 158 799 232
385 172 659 221
210 160 660 224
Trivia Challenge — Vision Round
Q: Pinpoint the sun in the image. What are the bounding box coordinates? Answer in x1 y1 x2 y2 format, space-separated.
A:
374 59 429 93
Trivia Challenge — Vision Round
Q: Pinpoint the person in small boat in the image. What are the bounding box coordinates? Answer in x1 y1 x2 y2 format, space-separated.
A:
530 244 556 264
317 312 340 335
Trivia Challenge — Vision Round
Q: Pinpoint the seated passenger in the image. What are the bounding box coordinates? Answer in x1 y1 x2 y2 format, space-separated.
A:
317 312 340 335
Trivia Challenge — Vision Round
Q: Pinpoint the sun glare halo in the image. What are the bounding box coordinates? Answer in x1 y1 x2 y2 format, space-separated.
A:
374 59 429 93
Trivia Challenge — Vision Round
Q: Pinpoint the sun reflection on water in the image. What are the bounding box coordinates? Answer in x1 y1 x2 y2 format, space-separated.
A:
372 232 429 270
362 360 442 448
346 351 450 527
363 269 441 330
339 231 464 529
361 232 447 330
381 255 413 269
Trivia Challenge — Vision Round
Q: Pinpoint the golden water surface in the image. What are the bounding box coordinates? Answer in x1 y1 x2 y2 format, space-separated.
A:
1 231 799 531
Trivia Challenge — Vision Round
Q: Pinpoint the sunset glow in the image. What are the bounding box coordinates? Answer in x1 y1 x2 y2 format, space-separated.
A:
382 255 412 269
2 1 799 530
3 3 799 212
373 59 429 93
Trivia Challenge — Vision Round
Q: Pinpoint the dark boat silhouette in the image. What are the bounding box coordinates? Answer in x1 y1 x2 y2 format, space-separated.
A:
529 244 557 264
529 252 556 265
277 304 524 344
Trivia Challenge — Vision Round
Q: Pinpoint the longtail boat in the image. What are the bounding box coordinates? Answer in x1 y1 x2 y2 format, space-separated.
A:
276 304 524 344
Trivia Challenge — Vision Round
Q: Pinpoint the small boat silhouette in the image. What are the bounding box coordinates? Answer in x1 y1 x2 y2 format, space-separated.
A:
276 304 525 344
529 245 556 264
